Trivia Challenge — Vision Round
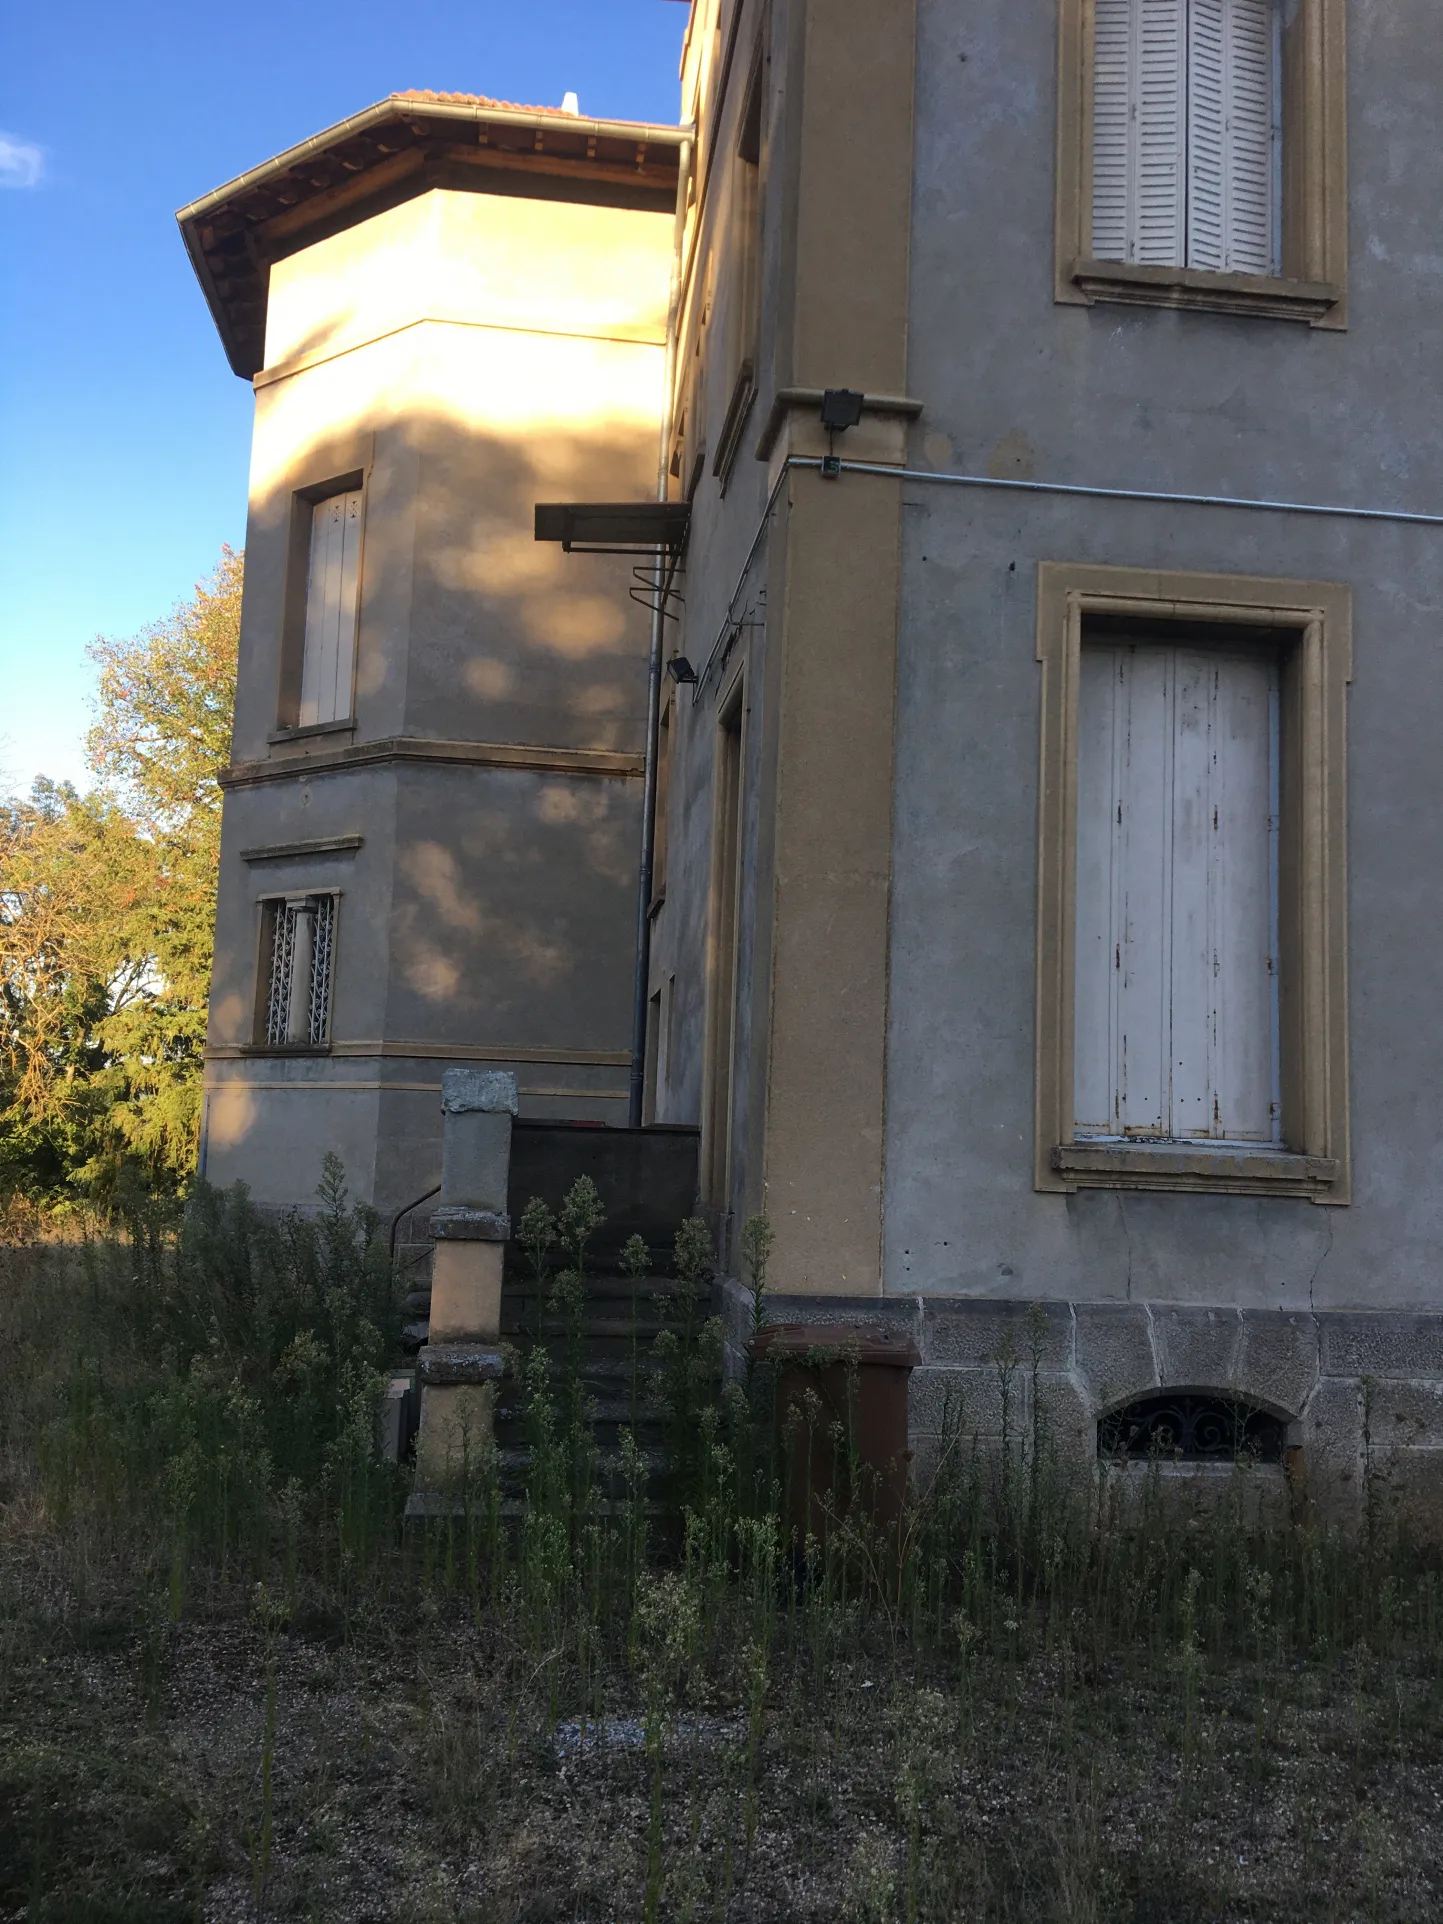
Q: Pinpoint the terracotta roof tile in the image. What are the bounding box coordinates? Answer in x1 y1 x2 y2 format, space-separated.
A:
390 90 576 116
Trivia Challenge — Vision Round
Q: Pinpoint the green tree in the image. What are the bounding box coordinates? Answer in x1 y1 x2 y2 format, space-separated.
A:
0 549 241 1213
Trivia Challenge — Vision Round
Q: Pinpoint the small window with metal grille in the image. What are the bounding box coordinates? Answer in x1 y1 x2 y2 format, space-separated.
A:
1098 1392 1285 1464
256 893 337 1048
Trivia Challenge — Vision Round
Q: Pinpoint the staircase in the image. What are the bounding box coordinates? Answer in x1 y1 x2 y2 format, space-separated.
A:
392 1120 705 1485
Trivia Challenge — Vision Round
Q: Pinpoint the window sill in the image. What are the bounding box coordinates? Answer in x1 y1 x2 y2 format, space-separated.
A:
239 1044 333 1058
1051 1142 1341 1199
269 719 356 746
1069 258 1341 327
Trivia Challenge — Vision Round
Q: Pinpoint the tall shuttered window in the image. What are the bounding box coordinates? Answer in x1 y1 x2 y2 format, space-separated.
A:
1074 640 1280 1145
299 490 363 727
1092 0 1280 277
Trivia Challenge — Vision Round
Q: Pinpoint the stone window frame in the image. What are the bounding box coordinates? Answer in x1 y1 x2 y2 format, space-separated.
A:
273 428 374 739
1053 0 1349 328
1033 561 1352 1202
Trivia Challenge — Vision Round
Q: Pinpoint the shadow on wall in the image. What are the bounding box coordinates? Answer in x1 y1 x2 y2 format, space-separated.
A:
387 772 640 1037
244 405 661 754
214 399 665 1135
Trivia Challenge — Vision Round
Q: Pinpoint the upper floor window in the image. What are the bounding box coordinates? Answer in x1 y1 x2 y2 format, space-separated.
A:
1092 0 1278 278
1054 0 1347 325
298 489 363 727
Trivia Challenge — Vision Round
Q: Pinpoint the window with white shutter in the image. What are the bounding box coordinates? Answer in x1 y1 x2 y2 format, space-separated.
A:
1034 564 1352 1201
1074 640 1280 1145
1091 0 1279 276
298 490 363 727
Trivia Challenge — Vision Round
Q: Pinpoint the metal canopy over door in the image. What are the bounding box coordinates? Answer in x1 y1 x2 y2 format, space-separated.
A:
299 489 363 727
1074 640 1280 1144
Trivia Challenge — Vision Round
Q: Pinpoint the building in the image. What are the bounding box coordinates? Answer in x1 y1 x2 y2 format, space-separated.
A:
180 93 684 1213
189 1 1443 1514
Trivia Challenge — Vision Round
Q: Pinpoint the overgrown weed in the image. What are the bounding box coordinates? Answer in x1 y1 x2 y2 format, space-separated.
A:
4 1173 1443 1919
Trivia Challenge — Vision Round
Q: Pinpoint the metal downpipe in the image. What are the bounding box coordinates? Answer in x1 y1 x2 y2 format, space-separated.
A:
628 136 692 1128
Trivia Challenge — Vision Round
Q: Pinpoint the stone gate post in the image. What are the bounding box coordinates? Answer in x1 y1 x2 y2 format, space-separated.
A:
413 1067 514 1490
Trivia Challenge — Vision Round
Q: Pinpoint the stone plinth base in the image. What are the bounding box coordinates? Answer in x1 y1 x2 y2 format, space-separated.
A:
414 1343 505 1488
721 1281 1443 1536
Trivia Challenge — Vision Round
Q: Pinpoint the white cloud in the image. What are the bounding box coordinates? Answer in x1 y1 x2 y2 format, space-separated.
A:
0 134 44 189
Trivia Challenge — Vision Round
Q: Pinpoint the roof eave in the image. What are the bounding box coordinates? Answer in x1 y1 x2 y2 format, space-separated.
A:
175 96 691 228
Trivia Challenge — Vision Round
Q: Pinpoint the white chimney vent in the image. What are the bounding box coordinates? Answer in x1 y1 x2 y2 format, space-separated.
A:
561 91 580 115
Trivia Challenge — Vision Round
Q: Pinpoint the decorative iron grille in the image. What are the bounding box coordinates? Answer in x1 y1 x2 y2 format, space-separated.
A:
262 895 336 1047
307 893 335 1044
264 902 296 1045
1098 1393 1285 1464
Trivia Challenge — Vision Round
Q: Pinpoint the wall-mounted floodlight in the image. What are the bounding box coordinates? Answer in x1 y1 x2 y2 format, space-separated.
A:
819 389 866 476
666 656 698 685
819 388 866 432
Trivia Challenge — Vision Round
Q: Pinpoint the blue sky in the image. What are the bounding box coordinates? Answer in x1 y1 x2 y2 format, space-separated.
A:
0 0 686 795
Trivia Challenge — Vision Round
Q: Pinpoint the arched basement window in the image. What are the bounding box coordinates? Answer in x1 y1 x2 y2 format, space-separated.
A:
1098 1393 1286 1464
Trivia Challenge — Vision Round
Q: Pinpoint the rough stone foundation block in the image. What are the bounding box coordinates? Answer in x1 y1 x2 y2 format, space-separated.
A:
1034 1374 1095 1463
1365 1449 1443 1546
921 1298 1072 1370
415 1381 497 1488
909 1365 1023 1444
1318 1313 1443 1380
1100 1460 1290 1531
429 1239 505 1343
1070 1303 1160 1408
438 1067 517 1214
1149 1305 1245 1394
1299 1377 1365 1529
1236 1313 1320 1418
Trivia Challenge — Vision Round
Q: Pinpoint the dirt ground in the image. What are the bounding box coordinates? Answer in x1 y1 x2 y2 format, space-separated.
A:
4 1553 1442 1924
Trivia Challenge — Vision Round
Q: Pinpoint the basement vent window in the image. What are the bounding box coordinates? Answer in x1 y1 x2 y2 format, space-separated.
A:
259 894 337 1048
1098 1392 1286 1464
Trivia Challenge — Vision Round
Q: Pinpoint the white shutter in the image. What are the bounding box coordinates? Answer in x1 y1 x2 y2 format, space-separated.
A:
299 489 363 727
1092 0 1185 267
1187 0 1278 274
1091 0 1134 263
1074 642 1278 1144
1186 0 1226 270
1136 0 1188 265
1092 0 1187 266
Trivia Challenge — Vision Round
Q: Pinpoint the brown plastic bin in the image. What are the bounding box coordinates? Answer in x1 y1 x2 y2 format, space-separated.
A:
749 1323 921 1546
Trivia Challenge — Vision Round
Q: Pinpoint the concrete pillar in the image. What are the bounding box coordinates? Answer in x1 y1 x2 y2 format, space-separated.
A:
413 1067 515 1490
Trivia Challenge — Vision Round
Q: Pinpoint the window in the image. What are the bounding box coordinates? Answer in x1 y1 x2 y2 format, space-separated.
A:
703 679 745 1204
1055 0 1347 324
1092 0 1278 277
1074 639 1279 1145
652 698 674 913
712 49 764 488
1099 1392 1286 1462
1034 564 1351 1201
258 894 337 1047
643 973 676 1126
298 489 363 727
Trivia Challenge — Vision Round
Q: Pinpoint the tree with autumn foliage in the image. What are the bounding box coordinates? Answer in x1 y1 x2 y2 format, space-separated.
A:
0 548 241 1213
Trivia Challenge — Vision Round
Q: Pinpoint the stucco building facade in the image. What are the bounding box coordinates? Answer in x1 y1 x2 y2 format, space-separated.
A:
188 3 1443 1512
181 96 683 1213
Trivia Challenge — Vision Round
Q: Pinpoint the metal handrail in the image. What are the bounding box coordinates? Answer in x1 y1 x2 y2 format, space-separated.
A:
388 1182 441 1268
